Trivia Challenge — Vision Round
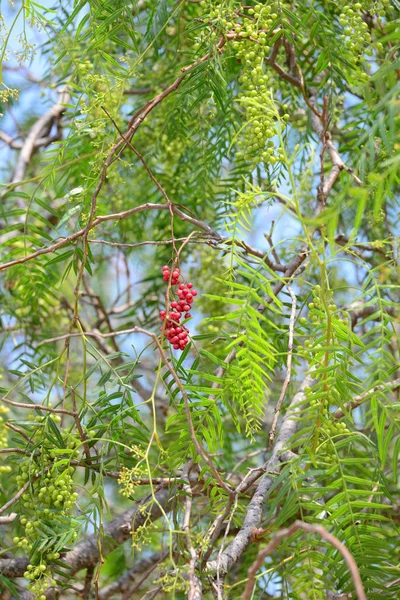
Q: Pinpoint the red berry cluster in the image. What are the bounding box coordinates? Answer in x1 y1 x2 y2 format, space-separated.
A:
160 265 198 351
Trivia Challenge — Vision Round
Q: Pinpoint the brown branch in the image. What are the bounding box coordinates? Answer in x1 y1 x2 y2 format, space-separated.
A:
335 234 389 259
5 422 33 443
89 236 194 248
0 202 216 273
309 91 362 200
348 303 396 329
1 396 75 416
82 565 95 600
0 447 31 455
241 521 366 600
0 556 29 577
333 378 400 420
267 38 360 197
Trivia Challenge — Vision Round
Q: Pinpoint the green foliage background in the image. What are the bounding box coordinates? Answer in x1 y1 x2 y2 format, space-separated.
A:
0 0 399 598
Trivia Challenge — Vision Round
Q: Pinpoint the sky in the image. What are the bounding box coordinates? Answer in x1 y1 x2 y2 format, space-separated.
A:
1 0 61 173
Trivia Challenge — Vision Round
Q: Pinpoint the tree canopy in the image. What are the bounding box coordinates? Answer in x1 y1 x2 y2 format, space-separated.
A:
0 1 399 599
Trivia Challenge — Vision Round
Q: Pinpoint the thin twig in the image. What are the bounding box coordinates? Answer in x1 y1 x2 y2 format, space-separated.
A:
0 471 41 515
82 566 95 600
1 396 74 416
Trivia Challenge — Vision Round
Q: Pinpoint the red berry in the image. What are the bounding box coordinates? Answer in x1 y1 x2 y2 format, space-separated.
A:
177 291 184 298
183 304 190 311
187 282 193 288
186 295 193 302
173 344 179 350
178 333 186 340
191 290 197 296
179 341 186 349
171 301 178 308
162 265 169 270
176 327 182 333
171 336 179 343
185 313 191 318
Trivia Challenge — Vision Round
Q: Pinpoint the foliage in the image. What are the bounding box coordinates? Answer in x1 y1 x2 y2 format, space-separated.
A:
0 0 399 599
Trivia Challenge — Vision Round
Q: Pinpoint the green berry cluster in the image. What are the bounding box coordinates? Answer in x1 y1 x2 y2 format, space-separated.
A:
199 0 230 28
338 1 389 78
339 4 371 67
13 414 79 599
195 0 234 51
298 285 338 357
160 132 186 163
298 286 351 452
305 385 349 462
197 1 287 167
233 5 287 166
20 562 57 600
0 404 10 451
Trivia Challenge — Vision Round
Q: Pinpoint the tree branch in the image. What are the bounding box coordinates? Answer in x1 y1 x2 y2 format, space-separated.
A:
0 487 175 579
241 521 366 600
333 378 400 420
206 374 313 575
98 552 168 600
